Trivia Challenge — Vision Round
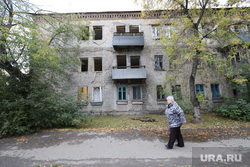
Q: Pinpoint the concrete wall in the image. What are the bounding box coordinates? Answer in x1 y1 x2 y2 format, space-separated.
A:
56 12 234 114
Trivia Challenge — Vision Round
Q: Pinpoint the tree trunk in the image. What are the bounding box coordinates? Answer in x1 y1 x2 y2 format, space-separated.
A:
190 56 203 123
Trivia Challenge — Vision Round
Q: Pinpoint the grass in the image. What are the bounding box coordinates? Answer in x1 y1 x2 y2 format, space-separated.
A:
78 113 250 131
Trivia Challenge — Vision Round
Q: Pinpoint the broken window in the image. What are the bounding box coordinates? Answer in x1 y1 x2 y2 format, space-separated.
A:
81 58 88 72
155 55 163 70
93 87 102 102
132 86 142 100
94 58 102 71
93 26 102 40
130 25 139 33
117 26 125 33
165 25 172 38
77 86 88 101
152 25 160 39
231 52 241 65
117 55 126 69
131 56 140 68
118 86 127 101
157 85 166 100
172 85 182 99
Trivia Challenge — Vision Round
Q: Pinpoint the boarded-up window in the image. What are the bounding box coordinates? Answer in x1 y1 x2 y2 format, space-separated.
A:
77 86 88 101
93 26 102 40
93 87 102 102
81 58 88 72
94 58 102 71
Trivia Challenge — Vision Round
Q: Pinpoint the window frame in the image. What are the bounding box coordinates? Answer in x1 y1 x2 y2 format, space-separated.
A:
132 85 142 100
152 25 160 39
211 84 221 99
154 55 163 70
157 85 166 100
195 84 205 97
117 86 127 101
172 85 182 99
92 87 102 102
77 86 88 101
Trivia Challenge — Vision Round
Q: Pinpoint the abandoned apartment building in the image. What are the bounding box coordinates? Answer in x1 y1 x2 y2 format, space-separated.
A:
35 10 249 114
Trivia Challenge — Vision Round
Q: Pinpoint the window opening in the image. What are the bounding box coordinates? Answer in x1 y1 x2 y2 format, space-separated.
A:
155 55 163 70
117 26 125 33
131 56 140 68
132 86 142 100
93 26 102 40
94 58 102 71
117 55 126 69
118 86 127 101
81 59 88 72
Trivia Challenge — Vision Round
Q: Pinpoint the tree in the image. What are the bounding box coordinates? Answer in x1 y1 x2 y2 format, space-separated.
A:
0 0 89 136
140 0 250 122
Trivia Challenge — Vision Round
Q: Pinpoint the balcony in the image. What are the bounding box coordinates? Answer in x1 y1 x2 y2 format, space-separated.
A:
112 66 147 80
113 32 144 50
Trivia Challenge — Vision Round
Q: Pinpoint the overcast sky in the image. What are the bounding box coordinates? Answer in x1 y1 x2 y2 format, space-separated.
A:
29 0 143 13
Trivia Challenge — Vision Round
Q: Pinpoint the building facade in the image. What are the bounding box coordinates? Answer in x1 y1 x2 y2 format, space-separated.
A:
36 10 248 114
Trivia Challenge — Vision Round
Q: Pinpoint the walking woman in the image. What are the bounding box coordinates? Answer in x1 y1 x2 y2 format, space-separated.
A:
165 96 186 149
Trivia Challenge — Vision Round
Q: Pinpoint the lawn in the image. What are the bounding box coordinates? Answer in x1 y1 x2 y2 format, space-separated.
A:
79 113 250 131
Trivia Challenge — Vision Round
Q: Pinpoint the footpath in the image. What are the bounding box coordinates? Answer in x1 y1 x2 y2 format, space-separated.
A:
0 129 249 167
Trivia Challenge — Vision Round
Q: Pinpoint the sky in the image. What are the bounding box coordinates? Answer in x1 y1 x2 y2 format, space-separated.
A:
29 0 143 13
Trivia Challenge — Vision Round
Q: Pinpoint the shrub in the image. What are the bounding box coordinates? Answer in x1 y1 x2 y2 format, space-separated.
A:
213 99 250 121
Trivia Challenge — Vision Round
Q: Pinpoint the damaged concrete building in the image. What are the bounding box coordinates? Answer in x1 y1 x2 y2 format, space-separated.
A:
35 10 249 114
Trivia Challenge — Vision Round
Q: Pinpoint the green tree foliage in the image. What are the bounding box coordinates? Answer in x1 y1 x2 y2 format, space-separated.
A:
140 0 250 122
0 0 90 137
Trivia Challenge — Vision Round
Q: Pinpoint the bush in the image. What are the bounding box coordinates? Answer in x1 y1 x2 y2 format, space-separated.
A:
0 83 91 138
213 99 250 121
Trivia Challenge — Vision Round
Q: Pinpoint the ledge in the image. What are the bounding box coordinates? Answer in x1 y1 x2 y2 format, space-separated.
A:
212 98 224 103
132 101 144 105
90 102 103 106
76 101 89 108
157 100 166 105
116 101 128 105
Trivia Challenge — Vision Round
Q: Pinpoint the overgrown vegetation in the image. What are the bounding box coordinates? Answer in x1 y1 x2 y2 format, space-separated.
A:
0 0 90 137
213 99 250 121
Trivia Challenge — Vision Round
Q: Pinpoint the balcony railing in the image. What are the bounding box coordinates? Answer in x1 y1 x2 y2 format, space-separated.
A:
112 66 147 80
113 32 144 49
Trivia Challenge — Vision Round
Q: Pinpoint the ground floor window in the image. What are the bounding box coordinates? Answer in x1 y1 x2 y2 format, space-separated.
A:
77 86 88 101
118 86 127 101
132 85 142 100
211 84 220 99
93 87 102 102
172 85 182 99
157 85 166 100
196 84 205 97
